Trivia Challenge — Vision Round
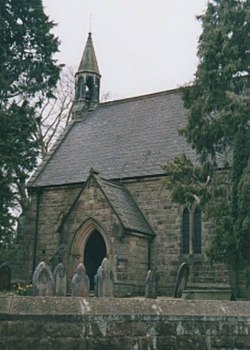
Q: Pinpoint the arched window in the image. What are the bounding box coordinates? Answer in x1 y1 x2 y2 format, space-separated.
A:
86 76 93 101
182 208 190 254
194 208 202 254
181 207 202 255
76 76 85 100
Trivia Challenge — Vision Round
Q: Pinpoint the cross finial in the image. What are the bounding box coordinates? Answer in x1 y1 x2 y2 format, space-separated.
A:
89 14 92 33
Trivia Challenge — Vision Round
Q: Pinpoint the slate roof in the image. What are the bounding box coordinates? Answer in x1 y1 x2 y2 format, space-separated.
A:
29 89 196 188
93 173 154 236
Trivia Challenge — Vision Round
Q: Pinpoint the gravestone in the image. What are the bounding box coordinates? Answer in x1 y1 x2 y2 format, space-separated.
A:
145 269 160 299
32 261 55 296
94 273 98 297
0 263 11 291
54 263 67 296
173 262 189 298
71 263 90 297
94 265 104 297
101 257 114 298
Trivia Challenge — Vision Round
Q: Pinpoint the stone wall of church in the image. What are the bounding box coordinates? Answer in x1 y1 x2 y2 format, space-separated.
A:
125 176 229 295
33 185 81 264
12 184 81 282
57 178 150 296
12 175 229 296
13 179 150 296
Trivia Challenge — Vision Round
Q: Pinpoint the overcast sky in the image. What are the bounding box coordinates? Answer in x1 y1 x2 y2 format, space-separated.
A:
43 0 208 100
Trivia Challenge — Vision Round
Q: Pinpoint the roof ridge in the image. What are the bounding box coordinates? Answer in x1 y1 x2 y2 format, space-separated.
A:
99 87 182 107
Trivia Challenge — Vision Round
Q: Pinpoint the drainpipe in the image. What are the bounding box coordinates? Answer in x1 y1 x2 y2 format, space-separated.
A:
32 188 42 273
148 238 153 270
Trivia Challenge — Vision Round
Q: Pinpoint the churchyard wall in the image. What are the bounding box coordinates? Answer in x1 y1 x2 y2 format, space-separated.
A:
0 297 250 350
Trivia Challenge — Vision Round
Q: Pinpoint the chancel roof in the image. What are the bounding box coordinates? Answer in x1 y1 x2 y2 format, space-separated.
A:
29 89 196 188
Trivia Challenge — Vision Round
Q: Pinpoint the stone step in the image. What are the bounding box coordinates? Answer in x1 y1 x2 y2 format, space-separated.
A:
183 288 232 300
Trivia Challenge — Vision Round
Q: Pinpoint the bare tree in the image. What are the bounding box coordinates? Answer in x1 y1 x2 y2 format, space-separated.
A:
15 66 75 226
101 91 112 102
34 65 75 158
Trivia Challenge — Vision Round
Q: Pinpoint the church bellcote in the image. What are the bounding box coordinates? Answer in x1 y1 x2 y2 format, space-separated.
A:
73 33 101 119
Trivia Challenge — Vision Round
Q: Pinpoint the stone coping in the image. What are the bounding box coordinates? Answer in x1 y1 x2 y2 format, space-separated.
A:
1 297 250 320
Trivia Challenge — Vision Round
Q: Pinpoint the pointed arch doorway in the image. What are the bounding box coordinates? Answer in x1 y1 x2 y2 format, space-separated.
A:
84 230 107 290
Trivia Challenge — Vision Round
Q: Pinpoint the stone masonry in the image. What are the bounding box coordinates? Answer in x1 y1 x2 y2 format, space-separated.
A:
1 297 250 350
12 175 229 297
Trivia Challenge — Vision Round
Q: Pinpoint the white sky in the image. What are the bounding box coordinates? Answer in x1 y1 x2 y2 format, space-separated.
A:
43 0 207 100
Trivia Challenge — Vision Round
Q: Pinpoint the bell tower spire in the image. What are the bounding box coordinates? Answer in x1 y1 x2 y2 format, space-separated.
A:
73 32 101 119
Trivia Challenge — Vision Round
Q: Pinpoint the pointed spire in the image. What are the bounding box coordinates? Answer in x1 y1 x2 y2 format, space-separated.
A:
78 32 100 76
73 32 101 119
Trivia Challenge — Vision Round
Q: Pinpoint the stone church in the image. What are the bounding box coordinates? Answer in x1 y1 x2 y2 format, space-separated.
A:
13 33 229 296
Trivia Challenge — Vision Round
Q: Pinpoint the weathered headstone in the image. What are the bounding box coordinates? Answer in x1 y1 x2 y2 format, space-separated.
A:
94 273 98 297
0 263 11 291
101 257 114 298
32 261 55 296
94 265 104 297
54 263 67 296
145 269 160 299
173 262 189 298
71 263 90 297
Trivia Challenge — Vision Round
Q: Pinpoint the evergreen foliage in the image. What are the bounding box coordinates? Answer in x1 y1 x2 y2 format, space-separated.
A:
164 0 250 270
0 0 60 252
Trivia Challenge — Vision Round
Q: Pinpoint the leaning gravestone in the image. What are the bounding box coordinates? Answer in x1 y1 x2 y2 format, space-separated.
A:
173 262 189 298
145 269 160 299
101 257 114 297
54 263 67 296
32 261 55 296
0 263 11 291
71 263 90 297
